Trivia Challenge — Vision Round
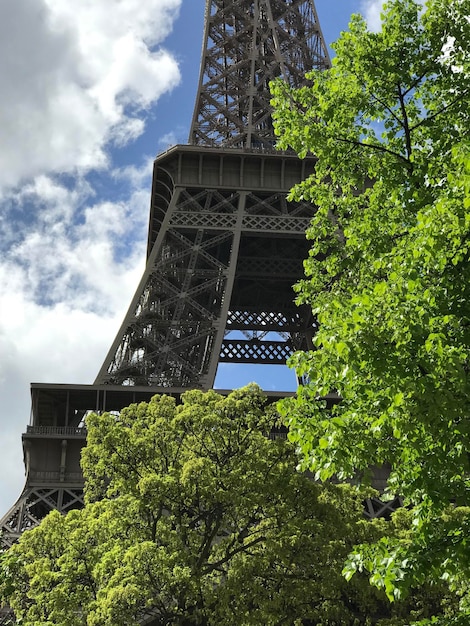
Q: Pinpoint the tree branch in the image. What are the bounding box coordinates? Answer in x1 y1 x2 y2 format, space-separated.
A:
202 535 266 574
196 512 224 572
334 135 411 166
369 92 405 130
397 83 413 160
401 69 432 98
409 88 470 133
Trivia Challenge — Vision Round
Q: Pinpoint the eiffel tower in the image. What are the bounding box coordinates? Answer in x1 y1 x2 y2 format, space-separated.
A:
0 0 332 553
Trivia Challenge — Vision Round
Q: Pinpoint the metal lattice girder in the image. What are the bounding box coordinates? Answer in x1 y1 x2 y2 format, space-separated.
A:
146 146 317 253
226 309 312 331
220 338 294 363
1 0 335 583
190 0 330 149
0 486 84 549
96 147 319 388
363 496 404 520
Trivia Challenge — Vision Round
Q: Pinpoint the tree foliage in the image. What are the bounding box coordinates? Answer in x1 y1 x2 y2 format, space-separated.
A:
0 385 455 625
270 0 470 618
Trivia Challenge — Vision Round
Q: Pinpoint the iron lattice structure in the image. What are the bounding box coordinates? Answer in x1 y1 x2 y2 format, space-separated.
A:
95 0 330 389
190 0 330 148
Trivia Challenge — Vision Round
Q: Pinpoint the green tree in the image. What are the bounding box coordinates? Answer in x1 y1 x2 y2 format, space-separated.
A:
0 386 454 625
270 0 470 617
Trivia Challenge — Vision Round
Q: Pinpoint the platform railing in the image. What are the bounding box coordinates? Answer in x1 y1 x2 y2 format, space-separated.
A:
25 426 87 437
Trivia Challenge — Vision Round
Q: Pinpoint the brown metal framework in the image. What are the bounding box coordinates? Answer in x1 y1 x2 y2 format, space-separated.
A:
95 147 319 388
190 0 330 149
95 0 330 389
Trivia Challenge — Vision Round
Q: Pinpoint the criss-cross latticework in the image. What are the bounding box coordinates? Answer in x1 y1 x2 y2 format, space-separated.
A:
95 0 330 389
190 0 330 149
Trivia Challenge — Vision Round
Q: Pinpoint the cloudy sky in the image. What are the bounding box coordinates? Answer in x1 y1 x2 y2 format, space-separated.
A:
0 0 384 519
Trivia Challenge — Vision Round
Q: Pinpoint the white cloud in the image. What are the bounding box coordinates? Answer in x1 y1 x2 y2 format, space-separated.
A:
0 0 181 189
0 169 151 516
360 0 427 31
0 0 182 519
113 156 156 188
360 0 384 31
0 298 140 514
157 128 189 152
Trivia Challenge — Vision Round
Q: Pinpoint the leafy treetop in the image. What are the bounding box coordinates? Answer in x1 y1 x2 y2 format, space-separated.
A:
0 385 456 625
271 0 470 616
